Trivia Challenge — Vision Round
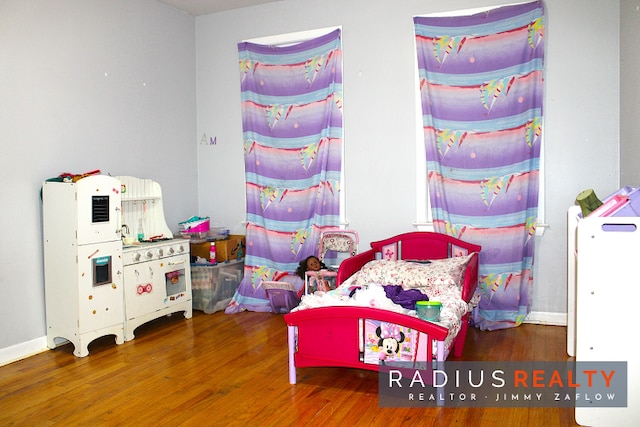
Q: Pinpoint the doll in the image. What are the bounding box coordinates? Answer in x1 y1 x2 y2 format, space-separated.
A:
295 255 326 279
296 255 333 292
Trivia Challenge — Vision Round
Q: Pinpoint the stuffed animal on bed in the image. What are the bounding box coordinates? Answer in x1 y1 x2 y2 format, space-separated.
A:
376 323 405 364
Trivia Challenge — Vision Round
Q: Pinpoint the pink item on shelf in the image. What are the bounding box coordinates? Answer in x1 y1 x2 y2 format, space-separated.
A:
588 194 629 217
179 216 210 233
209 243 216 263
611 187 640 217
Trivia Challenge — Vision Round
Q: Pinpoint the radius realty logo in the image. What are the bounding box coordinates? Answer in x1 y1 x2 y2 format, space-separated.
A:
378 361 627 408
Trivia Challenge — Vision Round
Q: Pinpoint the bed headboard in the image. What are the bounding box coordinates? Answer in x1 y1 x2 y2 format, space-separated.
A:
336 231 481 291
370 231 480 261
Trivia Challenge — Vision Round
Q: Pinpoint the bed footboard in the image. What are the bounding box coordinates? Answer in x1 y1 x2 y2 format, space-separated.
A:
284 306 448 384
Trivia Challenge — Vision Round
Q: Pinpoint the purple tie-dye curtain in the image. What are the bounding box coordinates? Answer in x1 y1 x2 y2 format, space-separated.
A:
226 29 343 313
414 2 544 330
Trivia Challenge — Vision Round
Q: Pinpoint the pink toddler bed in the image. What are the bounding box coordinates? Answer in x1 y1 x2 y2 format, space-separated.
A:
283 232 481 384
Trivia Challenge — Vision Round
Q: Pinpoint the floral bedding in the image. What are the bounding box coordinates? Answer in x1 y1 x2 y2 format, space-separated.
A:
293 255 480 357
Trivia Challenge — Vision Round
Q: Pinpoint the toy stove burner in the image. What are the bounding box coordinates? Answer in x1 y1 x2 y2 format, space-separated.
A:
122 238 189 266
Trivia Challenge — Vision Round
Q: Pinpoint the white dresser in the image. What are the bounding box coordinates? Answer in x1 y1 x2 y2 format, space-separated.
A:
568 206 640 425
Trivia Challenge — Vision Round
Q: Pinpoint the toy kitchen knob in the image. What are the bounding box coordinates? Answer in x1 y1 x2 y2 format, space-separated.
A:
134 253 141 262
178 245 185 253
168 247 175 255
145 251 153 259
157 248 164 257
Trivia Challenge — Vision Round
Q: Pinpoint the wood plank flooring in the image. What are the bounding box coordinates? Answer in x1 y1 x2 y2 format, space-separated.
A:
0 311 579 426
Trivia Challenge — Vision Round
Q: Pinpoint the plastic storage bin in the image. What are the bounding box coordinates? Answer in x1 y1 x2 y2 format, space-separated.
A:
190 259 243 313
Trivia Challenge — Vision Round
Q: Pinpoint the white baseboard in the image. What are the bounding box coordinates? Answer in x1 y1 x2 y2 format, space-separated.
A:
0 336 48 367
525 310 567 326
0 312 568 366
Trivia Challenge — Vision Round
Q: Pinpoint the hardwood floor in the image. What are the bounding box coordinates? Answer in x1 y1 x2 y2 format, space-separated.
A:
0 311 578 427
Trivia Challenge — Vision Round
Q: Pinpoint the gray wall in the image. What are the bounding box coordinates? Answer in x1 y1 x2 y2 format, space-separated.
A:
195 0 620 324
0 0 623 361
621 0 640 185
0 0 197 357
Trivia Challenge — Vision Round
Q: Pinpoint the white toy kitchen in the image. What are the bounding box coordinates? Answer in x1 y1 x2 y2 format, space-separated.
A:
42 174 192 357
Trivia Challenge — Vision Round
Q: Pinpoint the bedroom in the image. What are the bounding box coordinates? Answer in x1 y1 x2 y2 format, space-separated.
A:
0 0 634 414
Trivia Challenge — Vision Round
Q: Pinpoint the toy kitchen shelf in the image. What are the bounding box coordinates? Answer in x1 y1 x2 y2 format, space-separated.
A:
117 176 172 241
190 259 244 314
567 205 640 426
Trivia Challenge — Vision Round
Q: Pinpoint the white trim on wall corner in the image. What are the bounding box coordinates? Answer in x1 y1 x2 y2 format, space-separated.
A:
0 336 49 367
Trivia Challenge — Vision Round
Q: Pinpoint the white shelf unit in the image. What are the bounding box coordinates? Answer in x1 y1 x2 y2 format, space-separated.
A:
568 207 640 426
567 205 580 357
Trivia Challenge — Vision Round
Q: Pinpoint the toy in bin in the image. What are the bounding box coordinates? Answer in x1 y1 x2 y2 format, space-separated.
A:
179 216 210 233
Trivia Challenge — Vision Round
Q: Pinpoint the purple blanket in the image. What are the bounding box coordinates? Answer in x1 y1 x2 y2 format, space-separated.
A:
383 285 428 309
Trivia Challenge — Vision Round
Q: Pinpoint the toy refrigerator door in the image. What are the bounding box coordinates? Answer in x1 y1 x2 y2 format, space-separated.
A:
77 241 124 334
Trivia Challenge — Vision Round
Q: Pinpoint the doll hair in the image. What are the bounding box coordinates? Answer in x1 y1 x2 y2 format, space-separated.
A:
295 255 327 279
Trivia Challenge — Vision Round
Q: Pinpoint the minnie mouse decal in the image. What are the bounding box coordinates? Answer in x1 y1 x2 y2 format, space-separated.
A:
376 323 405 365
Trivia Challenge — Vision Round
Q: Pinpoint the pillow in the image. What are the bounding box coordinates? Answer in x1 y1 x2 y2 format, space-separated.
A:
351 254 474 290
401 254 473 289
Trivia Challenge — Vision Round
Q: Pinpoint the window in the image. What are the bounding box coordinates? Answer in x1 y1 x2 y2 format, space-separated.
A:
413 6 546 236
244 26 347 227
